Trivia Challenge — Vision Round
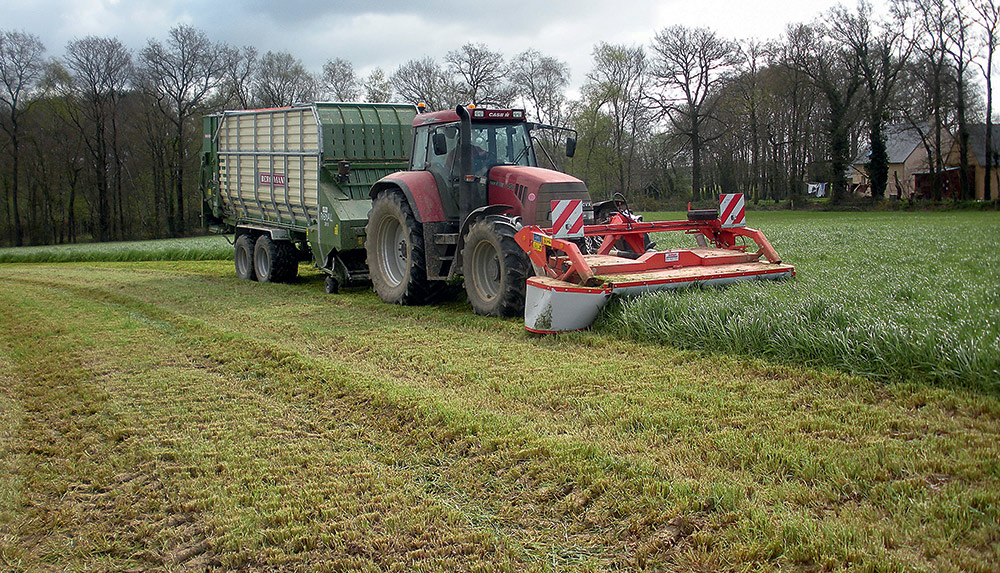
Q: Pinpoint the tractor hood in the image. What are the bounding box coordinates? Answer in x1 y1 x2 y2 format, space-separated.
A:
487 166 590 226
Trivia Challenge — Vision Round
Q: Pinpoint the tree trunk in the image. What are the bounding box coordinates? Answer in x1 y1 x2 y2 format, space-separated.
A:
96 116 110 242
933 108 944 201
829 103 851 204
113 108 125 239
68 170 77 243
750 107 761 204
987 130 994 202
956 80 971 201
986 55 994 201
690 116 702 202
11 130 23 246
174 117 186 236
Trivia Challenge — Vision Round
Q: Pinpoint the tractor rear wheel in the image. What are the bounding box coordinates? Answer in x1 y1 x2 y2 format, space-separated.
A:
235 234 257 281
366 190 436 304
463 217 530 317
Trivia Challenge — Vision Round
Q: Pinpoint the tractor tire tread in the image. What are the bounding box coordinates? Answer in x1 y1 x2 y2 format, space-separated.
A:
272 241 299 282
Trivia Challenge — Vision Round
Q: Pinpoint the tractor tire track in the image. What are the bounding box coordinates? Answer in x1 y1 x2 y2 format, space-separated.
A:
0 274 695 570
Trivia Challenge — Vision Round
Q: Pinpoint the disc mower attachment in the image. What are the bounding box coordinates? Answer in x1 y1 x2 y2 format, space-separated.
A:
515 194 795 333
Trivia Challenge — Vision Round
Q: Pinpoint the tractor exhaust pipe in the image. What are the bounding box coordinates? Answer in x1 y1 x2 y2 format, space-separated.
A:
455 105 482 223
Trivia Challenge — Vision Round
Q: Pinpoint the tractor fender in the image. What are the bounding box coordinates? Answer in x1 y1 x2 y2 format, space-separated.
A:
370 172 446 223
454 204 517 275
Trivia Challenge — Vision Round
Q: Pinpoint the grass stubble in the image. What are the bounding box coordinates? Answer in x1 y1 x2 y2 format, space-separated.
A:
0 211 998 570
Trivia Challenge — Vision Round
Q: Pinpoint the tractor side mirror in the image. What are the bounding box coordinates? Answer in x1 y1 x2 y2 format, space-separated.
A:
566 137 577 158
432 132 448 156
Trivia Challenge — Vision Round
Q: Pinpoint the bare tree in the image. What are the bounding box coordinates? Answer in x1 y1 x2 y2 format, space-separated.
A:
0 30 46 245
975 0 1000 201
769 33 826 202
321 57 359 101
899 0 959 200
254 51 316 107
60 36 132 242
220 45 257 109
946 0 977 200
390 57 457 110
509 49 570 167
730 40 771 201
510 49 569 126
138 24 228 235
650 25 742 201
363 67 391 103
580 43 651 196
829 2 911 200
445 43 515 107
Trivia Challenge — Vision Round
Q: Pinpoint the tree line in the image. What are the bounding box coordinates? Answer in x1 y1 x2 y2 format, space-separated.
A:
1 0 996 247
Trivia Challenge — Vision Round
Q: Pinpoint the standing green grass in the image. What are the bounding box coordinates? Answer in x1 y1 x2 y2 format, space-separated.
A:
608 211 1000 389
0 235 232 263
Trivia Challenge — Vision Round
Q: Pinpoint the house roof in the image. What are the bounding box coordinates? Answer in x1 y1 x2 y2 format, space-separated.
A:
853 124 926 165
964 124 1000 166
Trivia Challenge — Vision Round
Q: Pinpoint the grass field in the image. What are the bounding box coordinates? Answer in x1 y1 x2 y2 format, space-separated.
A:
613 211 1000 390
0 211 998 570
0 235 232 263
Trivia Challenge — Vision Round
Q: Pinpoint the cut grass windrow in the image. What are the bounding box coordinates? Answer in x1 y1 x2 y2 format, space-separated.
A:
1 261 998 570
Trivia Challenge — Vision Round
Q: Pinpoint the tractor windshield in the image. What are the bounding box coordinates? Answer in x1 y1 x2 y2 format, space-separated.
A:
470 122 534 176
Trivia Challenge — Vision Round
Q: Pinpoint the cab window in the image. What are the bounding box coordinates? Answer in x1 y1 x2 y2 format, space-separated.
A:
410 126 429 170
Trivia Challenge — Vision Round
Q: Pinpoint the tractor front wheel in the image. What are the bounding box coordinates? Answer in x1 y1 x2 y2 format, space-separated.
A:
462 217 530 317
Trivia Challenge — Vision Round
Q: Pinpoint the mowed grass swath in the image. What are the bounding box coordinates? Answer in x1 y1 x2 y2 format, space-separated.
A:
605 210 1000 389
0 255 998 570
0 236 233 263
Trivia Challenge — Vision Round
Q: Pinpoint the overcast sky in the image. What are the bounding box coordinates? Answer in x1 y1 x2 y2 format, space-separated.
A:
2 0 895 96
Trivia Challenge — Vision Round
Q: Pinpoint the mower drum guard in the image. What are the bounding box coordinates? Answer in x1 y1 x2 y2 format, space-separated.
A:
514 199 795 333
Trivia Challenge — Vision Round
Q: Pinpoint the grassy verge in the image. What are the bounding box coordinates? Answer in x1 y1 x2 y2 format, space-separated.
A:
0 235 232 263
0 260 997 570
609 211 1000 389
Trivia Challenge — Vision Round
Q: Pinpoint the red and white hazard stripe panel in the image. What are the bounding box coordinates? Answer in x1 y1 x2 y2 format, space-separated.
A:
719 193 745 228
551 199 584 238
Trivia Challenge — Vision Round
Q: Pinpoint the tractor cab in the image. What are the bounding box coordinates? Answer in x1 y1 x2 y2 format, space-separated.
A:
416 109 536 178
366 105 590 317
408 106 581 226
411 108 534 174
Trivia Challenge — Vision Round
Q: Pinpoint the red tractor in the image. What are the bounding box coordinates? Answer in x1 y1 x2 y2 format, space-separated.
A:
367 105 794 331
366 105 586 316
